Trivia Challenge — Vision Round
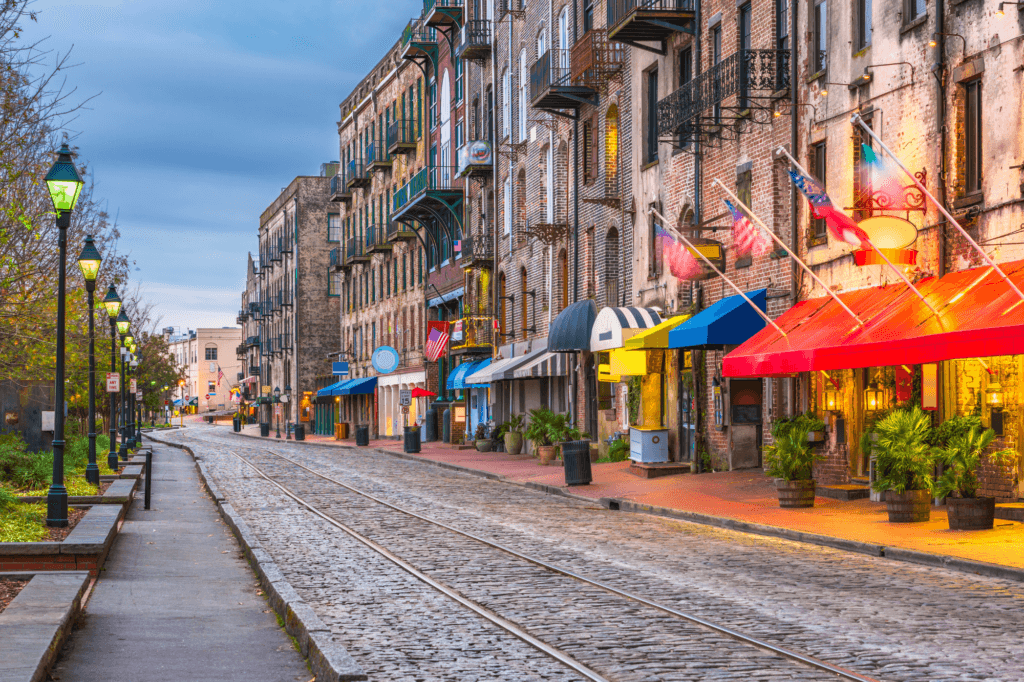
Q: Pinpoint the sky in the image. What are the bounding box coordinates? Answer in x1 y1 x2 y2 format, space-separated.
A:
21 0 420 331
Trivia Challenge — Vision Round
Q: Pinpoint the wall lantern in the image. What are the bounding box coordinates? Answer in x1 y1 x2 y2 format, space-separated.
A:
864 382 884 412
823 388 841 412
986 380 1004 408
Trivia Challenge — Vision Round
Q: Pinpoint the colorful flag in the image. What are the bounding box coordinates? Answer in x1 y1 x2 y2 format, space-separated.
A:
217 366 225 386
861 143 906 210
724 199 771 257
655 226 702 280
425 321 451 361
787 169 871 248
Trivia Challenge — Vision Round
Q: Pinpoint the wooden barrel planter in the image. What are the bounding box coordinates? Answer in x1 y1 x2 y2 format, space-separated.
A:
946 497 996 531
776 479 816 508
886 489 931 522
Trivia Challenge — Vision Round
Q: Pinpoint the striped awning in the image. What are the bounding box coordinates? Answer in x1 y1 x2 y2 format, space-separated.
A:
512 351 569 379
590 307 663 352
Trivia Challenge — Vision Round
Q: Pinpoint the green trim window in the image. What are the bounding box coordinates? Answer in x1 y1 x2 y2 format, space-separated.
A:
328 214 341 242
419 248 424 284
402 253 407 291
328 270 341 297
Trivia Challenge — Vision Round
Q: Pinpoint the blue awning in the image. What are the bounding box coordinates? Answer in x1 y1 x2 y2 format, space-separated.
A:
466 359 491 387
548 300 598 352
339 377 377 395
447 361 474 391
668 289 768 350
317 380 346 397
173 399 183 407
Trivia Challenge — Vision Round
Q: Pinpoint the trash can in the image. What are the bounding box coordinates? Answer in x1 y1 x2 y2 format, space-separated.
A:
404 425 421 453
355 425 370 446
260 422 270 437
232 418 240 432
295 424 305 441
562 440 593 486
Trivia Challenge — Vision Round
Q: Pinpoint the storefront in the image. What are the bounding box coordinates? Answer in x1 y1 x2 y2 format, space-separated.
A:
378 370 427 438
448 359 491 438
466 338 549 427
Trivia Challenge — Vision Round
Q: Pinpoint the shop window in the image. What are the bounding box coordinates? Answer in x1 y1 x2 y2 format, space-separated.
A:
809 141 828 245
813 0 827 74
964 80 982 195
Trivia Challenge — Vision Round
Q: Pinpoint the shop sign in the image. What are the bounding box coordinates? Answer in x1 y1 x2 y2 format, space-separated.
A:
136 391 143 400
106 373 120 393
130 379 137 393
921 363 938 411
451 319 463 342
262 385 271 395
713 384 723 426
371 346 400 374
332 361 350 376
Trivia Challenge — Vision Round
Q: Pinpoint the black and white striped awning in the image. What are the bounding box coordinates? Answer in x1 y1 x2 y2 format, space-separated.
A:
512 351 569 379
589 307 663 351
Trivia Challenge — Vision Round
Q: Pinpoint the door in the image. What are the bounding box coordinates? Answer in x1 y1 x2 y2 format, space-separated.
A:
585 357 598 442
729 379 763 469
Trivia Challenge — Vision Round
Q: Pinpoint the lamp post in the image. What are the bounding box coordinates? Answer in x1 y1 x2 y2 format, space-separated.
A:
129 356 139 447
43 143 85 527
274 386 281 438
76 237 103 485
284 385 292 440
118 321 132 460
103 287 123 470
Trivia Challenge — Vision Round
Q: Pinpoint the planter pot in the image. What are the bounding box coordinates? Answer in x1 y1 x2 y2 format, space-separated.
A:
886 489 931 523
537 445 557 466
946 496 996 531
807 431 825 444
504 432 523 455
475 439 492 453
776 479 816 508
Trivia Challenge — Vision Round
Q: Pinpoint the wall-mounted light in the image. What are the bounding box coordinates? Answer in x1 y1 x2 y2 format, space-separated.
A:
824 388 840 412
986 380 1004 408
864 382 884 412
997 2 1024 16
929 32 966 52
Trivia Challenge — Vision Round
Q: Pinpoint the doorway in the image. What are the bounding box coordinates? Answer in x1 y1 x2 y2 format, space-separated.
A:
729 379 762 469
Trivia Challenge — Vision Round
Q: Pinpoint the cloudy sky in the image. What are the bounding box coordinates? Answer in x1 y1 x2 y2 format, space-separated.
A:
22 0 419 331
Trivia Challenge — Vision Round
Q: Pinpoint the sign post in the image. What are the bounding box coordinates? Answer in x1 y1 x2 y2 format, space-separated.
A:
106 373 120 393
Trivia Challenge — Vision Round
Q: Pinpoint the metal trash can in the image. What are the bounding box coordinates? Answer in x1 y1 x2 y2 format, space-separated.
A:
232 418 240 432
260 422 270 437
294 424 305 441
562 440 593 486
355 424 370 446
404 425 421 453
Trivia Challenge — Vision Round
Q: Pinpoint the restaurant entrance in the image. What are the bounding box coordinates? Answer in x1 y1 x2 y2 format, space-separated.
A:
729 379 762 469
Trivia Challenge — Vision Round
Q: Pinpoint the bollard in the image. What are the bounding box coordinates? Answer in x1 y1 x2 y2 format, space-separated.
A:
144 448 153 510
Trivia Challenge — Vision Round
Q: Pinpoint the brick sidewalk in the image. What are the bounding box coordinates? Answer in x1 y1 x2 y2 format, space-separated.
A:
235 423 1024 572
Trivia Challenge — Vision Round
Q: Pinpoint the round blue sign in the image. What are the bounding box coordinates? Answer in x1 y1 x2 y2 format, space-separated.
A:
371 346 400 374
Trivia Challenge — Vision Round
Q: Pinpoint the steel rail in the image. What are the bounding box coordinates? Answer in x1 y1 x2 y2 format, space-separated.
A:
245 445 884 682
228 449 612 682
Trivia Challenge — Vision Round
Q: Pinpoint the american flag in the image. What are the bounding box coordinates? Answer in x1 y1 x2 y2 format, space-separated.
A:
217 366 225 386
724 199 771 257
787 169 871 248
655 226 702 280
425 321 450 362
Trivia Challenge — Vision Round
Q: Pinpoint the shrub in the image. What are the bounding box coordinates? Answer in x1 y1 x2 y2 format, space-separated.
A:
0 434 50 489
763 419 819 481
474 423 489 440
932 426 1015 499
0 485 17 510
872 407 934 494
607 438 630 462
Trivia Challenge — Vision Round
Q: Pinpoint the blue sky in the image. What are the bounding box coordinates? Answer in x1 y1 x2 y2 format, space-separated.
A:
22 0 419 330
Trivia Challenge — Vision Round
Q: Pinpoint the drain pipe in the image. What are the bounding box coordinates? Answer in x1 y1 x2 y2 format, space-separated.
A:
788 0 798 416
935 0 947 278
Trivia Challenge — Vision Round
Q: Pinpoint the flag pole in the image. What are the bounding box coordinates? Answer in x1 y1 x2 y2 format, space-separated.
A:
649 207 787 337
775 145 941 317
711 178 866 327
851 112 1024 308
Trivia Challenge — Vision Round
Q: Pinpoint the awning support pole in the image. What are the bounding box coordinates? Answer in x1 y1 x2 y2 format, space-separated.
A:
649 207 788 338
776 145 941 317
712 178 866 328
851 113 1024 308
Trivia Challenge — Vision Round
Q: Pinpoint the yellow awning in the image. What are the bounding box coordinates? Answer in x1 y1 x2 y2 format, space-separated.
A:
598 363 621 383
610 348 648 376
624 315 691 350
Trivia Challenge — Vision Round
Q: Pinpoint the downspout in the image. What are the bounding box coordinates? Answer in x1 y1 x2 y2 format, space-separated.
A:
788 0 798 416
491 3 499 352
692 0 704 471
571 0 580 426
935 0 947 424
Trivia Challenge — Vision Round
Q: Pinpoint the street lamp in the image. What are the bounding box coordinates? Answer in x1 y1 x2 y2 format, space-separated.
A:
274 386 282 438
102 286 122 470
43 142 85 528
129 356 139 448
76 236 103 485
284 385 292 440
118 316 131 460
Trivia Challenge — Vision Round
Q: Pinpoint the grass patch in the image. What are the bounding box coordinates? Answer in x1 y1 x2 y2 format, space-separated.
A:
0 503 46 542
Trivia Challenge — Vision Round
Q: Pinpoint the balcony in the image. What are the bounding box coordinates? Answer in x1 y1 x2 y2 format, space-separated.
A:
278 334 293 352
245 336 260 348
346 159 371 189
330 247 345 271
571 29 624 89
392 166 464 227
366 138 391 173
366 224 393 254
387 119 417 155
530 49 596 111
607 0 696 49
423 0 463 28
459 234 493 267
235 343 246 358
401 24 437 66
279 235 293 256
457 140 493 178
330 173 352 203
346 236 370 263
387 220 418 243
450 316 493 354
248 364 260 376
456 20 491 61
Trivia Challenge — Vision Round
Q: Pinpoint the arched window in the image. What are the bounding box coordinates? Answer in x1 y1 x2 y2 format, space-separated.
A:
605 104 619 193
558 249 568 312
605 227 620 307
518 49 527 142
520 267 529 338
499 271 507 339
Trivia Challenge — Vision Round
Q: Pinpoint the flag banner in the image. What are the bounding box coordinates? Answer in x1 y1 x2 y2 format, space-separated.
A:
655 226 701 280
217 365 225 385
862 143 907 210
425 321 451 361
724 199 771 257
787 169 870 248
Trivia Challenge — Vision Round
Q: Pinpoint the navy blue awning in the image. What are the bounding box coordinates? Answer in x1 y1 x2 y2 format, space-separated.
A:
317 380 346 397
339 377 377 395
668 289 768 350
548 300 598 352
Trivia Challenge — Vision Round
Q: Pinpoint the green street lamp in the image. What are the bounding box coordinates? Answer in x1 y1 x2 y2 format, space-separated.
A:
117 313 131 460
77 236 103 485
43 142 84 528
274 386 282 438
102 286 122 470
128 356 139 448
117 311 131 336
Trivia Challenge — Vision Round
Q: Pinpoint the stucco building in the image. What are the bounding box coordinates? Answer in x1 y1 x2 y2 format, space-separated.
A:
167 327 243 413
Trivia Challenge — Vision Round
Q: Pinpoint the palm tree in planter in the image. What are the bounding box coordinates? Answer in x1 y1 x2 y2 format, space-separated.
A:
525 407 559 465
872 407 934 522
503 414 525 455
764 418 822 508
933 426 1015 530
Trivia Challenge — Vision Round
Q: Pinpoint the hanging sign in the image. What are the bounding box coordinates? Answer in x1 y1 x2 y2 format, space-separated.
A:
130 379 137 393
136 391 143 400
921 363 938 411
332 361 350 376
372 346 400 374
107 373 120 393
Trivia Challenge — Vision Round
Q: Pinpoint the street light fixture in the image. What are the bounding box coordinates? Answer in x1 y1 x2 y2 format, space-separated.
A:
129 356 139 447
117 317 131 461
76 236 103 485
43 142 85 528
274 386 282 438
284 385 292 440
102 286 122 470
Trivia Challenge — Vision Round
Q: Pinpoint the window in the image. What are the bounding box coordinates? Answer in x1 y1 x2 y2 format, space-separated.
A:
775 0 788 53
678 47 692 148
582 117 595 183
503 175 512 234
429 80 438 129
485 85 494 141
712 26 722 123
583 0 595 32
905 0 925 22
857 0 871 49
208 381 216 394
329 270 341 297
501 68 510 138
813 0 827 74
328 214 341 242
520 267 529 337
205 347 218 361
648 203 662 277
605 228 619 307
964 80 982 194
518 49 528 142
736 169 753 267
645 68 659 163
738 3 752 110
810 141 828 242
853 118 874 220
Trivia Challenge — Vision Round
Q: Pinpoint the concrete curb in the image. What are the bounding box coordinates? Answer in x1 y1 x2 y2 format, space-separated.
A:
144 434 367 682
223 428 1024 583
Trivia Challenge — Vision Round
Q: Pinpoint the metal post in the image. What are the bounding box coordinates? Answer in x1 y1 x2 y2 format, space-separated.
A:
108 319 118 470
85 286 99 485
144 448 152 510
118 349 127 460
45 211 70 527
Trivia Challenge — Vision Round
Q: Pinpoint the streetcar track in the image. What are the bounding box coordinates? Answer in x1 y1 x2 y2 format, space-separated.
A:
230 443 883 682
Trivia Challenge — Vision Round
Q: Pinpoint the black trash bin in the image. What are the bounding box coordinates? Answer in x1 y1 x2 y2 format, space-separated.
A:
355 424 370 446
233 418 240 432
260 422 270 437
424 406 438 443
295 424 305 441
404 425 421 453
562 440 593 486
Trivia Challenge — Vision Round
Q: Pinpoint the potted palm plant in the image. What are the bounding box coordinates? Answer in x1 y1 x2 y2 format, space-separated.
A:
933 426 1015 530
763 418 821 508
872 407 935 522
525 407 558 465
503 413 525 455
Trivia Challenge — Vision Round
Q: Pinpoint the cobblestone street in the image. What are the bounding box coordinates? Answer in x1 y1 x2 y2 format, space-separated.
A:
160 427 1024 682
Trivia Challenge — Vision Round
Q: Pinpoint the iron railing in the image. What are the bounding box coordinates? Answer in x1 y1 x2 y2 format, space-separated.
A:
402 23 436 47
530 49 573 103
457 19 491 57
424 0 462 13
330 172 350 200
365 138 390 168
608 0 695 29
570 29 624 88
387 119 417 153
346 236 366 260
329 247 343 268
347 159 370 185
460 234 493 264
450 316 494 350
393 165 459 214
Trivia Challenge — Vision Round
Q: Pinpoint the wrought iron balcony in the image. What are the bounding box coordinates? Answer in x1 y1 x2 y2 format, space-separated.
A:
346 236 370 263
531 49 595 111
387 220 418 243
456 20 491 60
607 0 695 45
392 166 463 225
236 343 246 359
459 234 493 267
450 316 493 354
346 159 371 189
366 224 393 254
366 138 392 172
387 119 417 155
570 29 624 89
248 364 260 376
330 247 345 270
423 0 463 27
402 23 437 64
330 172 352 203
245 335 260 348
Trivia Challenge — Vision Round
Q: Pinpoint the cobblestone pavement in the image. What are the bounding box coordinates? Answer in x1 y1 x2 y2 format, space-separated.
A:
163 428 1024 682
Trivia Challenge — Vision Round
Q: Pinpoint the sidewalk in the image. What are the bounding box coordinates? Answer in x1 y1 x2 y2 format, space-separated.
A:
50 440 310 682
238 423 1024 574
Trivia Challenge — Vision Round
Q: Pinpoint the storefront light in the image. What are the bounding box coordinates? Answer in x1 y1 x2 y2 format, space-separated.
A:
823 388 840 412
863 382 884 412
986 381 1004 408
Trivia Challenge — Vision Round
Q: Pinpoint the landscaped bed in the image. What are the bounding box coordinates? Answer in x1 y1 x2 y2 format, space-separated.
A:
0 504 89 543
0 577 27 614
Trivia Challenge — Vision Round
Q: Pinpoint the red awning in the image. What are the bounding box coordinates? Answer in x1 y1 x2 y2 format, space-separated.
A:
723 259 1024 378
